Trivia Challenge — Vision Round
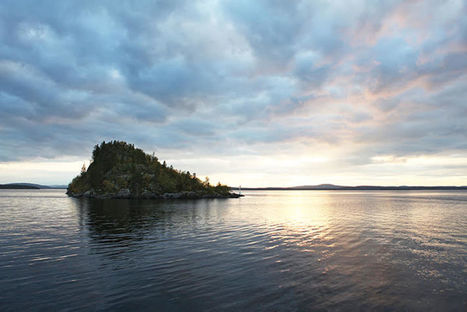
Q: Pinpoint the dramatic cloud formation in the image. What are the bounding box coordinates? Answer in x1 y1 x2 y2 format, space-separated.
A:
0 0 466 186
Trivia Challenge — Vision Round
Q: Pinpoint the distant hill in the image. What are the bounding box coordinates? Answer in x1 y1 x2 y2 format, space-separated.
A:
240 184 467 191
48 185 68 189
290 184 345 190
0 183 41 189
67 140 241 199
0 183 67 189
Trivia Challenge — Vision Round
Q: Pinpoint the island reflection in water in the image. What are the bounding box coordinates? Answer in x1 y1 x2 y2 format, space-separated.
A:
0 189 465 311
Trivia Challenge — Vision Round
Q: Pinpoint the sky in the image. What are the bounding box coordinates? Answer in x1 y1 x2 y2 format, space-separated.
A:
0 0 466 187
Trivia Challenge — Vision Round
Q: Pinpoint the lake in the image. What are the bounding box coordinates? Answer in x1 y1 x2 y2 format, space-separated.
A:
0 189 466 311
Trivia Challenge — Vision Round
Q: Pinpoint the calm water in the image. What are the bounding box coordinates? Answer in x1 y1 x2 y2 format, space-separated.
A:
0 190 466 311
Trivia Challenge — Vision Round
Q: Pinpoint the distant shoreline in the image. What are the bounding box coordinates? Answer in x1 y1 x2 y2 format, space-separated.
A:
1 183 466 191
0 185 39 189
0 183 67 190
235 186 467 191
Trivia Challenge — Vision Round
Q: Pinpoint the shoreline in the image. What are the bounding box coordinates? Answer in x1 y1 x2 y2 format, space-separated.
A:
66 189 243 200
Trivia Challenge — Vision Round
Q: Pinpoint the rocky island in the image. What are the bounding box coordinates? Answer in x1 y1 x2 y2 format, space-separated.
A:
67 141 242 199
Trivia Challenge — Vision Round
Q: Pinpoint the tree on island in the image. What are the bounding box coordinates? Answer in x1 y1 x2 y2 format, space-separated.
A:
67 140 233 199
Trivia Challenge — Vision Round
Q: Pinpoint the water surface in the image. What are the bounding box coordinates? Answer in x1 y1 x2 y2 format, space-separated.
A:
0 189 466 311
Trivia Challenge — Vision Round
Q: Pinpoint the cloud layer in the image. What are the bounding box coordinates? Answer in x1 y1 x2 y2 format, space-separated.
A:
0 0 466 185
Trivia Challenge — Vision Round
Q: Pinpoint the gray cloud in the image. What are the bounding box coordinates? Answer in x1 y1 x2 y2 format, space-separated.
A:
0 0 466 183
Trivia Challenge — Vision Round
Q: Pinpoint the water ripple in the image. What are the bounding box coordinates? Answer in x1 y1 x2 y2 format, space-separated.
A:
0 189 466 311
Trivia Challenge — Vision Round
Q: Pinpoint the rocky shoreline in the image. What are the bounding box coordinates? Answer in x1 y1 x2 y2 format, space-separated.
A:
66 188 243 200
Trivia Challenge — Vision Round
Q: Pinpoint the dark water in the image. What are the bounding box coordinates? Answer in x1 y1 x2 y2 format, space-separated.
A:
0 190 466 311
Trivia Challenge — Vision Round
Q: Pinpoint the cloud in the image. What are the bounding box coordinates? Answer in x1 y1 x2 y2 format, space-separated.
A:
0 0 466 185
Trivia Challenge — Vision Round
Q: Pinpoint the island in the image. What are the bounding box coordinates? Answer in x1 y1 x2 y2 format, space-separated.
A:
67 141 243 199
